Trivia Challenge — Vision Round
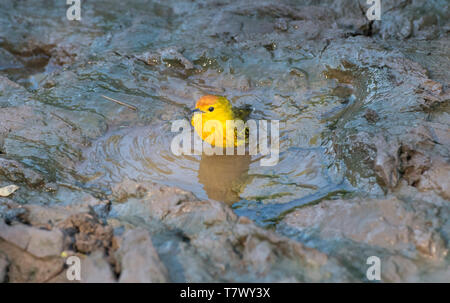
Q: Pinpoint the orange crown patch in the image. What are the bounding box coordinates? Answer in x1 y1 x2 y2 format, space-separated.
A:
195 95 219 108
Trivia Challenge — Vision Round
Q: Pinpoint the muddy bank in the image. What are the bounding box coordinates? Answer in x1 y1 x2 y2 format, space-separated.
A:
0 183 350 282
0 0 449 282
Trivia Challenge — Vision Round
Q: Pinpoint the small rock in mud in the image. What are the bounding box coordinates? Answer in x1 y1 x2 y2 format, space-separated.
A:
364 108 380 123
400 144 450 200
0 185 19 197
415 79 449 110
372 123 450 199
21 204 72 227
263 42 277 52
116 228 169 283
111 178 152 202
0 217 68 282
26 228 64 258
0 236 64 282
0 219 30 250
58 213 114 255
0 219 63 258
397 124 450 199
80 250 116 283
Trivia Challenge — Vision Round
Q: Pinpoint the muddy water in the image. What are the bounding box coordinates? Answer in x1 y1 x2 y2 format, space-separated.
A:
1 0 449 282
77 62 346 214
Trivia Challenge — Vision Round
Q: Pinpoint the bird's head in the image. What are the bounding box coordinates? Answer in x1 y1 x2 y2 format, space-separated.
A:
191 95 233 122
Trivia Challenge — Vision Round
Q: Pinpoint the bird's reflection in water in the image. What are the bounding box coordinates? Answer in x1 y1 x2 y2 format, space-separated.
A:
198 154 251 205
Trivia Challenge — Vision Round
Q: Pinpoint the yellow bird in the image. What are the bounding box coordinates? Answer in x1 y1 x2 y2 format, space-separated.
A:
191 95 251 147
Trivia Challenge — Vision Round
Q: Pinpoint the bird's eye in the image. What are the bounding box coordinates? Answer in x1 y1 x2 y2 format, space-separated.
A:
208 107 214 112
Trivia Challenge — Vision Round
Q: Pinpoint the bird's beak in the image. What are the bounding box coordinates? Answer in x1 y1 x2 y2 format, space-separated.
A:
191 108 204 114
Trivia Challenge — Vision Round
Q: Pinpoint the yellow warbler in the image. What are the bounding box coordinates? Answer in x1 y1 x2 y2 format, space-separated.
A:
191 95 250 147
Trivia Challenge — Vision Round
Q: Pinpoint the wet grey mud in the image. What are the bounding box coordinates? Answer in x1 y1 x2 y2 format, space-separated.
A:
0 0 449 282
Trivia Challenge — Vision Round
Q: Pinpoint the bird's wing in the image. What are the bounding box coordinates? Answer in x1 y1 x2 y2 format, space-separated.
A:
232 104 253 121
